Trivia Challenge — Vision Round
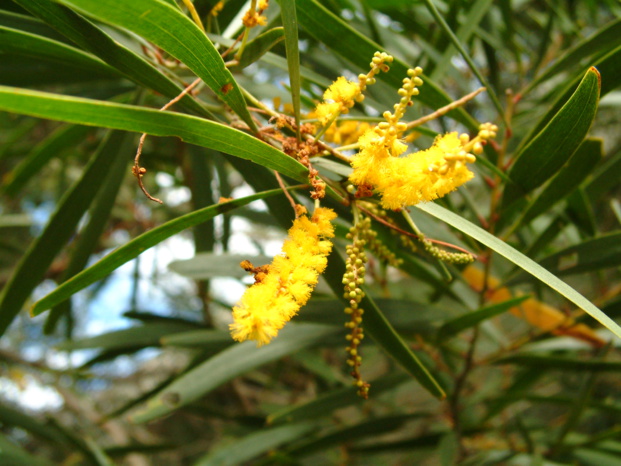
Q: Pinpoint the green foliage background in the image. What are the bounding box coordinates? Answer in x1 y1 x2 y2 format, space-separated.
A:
1 0 621 464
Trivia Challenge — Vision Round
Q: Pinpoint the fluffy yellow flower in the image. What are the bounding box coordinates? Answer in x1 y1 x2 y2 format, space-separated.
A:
350 132 476 209
314 102 341 126
230 208 337 346
324 77 360 105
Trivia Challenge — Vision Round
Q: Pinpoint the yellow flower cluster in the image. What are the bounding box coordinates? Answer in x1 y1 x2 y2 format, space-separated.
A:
351 131 480 209
230 207 337 346
314 52 394 128
323 120 373 145
242 0 268 27
349 64 497 209
314 77 361 126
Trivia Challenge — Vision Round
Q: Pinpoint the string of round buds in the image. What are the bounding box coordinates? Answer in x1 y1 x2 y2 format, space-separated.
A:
464 122 499 155
358 217 402 268
343 218 370 398
421 237 474 265
356 52 394 102
373 67 423 152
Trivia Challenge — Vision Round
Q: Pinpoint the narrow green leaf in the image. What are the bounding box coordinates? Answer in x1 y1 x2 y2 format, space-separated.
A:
285 414 420 459
294 0 478 130
194 423 317 466
0 131 131 336
510 138 603 231
130 323 341 423
277 0 302 140
495 354 621 372
3 124 92 196
322 250 446 399
502 67 600 209
595 45 621 97
510 231 621 281
160 329 234 349
430 0 494 80
0 9 69 44
231 27 285 70
0 86 312 185
57 322 198 351
0 26 119 78
415 202 621 340
44 129 134 334
0 434 55 466
437 296 529 341
169 253 272 279
524 47 620 150
585 145 621 202
58 0 256 130
14 0 212 118
28 189 289 316
267 373 409 426
573 449 621 466
0 403 67 446
526 18 621 93
420 0 504 121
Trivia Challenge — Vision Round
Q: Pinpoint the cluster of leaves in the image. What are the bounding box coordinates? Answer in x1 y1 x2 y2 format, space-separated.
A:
1 0 621 464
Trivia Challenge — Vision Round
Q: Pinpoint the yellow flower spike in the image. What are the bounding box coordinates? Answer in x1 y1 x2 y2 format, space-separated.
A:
324 77 361 105
230 207 337 346
312 52 395 137
349 62 498 209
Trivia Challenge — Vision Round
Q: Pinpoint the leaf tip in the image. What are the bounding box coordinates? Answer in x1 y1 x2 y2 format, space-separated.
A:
588 66 601 88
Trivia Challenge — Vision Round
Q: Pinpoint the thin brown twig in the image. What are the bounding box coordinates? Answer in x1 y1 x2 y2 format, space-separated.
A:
221 31 245 59
274 171 298 214
358 205 476 256
406 87 487 130
133 78 203 204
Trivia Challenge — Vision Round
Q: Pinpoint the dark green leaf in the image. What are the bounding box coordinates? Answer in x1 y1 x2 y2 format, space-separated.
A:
57 322 199 351
0 26 119 78
168 253 272 279
322 249 446 399
277 0 302 139
295 0 478 129
495 354 621 372
0 131 131 336
13 0 212 118
285 414 421 458
415 202 621 340
29 188 292 317
194 422 317 466
437 296 529 341
510 138 603 231
527 18 621 92
130 323 342 423
44 129 134 334
510 231 621 281
58 0 256 129
160 329 234 350
502 67 600 209
267 373 409 425
3 124 92 196
232 27 284 70
0 87 315 187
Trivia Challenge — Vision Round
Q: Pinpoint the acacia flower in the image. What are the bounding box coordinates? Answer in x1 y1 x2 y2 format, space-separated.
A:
230 207 337 346
349 64 498 209
312 52 394 131
351 131 479 209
